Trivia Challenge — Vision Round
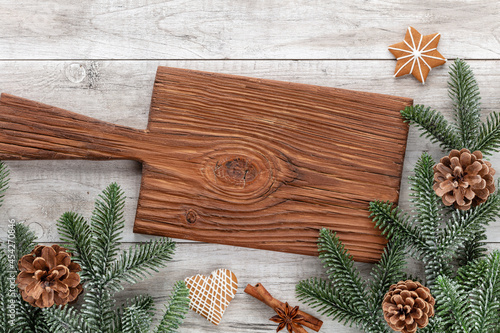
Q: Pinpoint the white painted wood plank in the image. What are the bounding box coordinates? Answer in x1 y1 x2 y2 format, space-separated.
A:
1 60 500 244
0 0 499 60
88 242 497 332
1 60 500 332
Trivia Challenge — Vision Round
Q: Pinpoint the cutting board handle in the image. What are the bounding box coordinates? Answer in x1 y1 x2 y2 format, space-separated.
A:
0 94 147 161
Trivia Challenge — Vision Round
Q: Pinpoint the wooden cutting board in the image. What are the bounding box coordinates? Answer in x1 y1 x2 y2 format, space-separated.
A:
0 67 411 262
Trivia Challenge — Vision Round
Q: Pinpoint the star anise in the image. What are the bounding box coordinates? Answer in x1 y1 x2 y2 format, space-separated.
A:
269 302 305 333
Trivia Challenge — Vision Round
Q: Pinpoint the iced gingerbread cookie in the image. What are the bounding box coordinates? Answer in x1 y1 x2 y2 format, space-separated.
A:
184 268 238 325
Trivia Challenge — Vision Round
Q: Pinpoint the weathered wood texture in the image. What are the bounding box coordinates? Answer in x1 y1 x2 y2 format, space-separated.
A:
0 68 411 261
135 67 410 261
0 61 499 333
0 0 499 60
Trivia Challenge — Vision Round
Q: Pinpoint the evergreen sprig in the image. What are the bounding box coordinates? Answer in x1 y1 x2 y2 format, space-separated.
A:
105 238 176 292
297 229 405 332
400 105 460 150
120 295 155 333
297 60 500 333
1 222 48 333
434 251 500 332
401 59 500 156
449 59 482 148
155 281 190 333
0 180 189 333
43 183 189 333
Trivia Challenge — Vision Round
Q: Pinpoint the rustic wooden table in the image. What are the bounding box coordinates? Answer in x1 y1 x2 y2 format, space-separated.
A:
1 1 499 332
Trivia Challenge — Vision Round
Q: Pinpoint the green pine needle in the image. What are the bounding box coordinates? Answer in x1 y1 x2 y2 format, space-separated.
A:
468 251 500 332
318 229 368 312
0 248 11 333
56 212 94 280
456 230 488 267
296 278 368 327
434 275 470 332
473 111 500 155
12 222 37 264
409 153 441 241
91 182 126 277
44 306 89 333
368 236 406 312
104 238 176 292
456 257 488 292
155 281 190 333
449 59 482 148
81 281 115 332
438 192 500 257
369 201 426 252
400 105 460 150
121 295 155 333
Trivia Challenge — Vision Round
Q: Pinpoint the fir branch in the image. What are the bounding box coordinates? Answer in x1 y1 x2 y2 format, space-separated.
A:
81 281 115 333
155 281 190 333
13 301 49 333
121 295 155 333
317 229 369 313
13 222 37 264
434 275 470 333
369 201 427 252
400 105 460 150
419 317 443 333
104 238 176 292
473 111 500 155
367 236 406 313
409 153 441 241
456 257 488 292
438 192 500 257
1 221 45 333
56 212 94 280
0 248 12 333
456 229 488 267
44 306 89 333
468 251 500 332
296 278 371 328
91 182 125 277
448 59 482 148
0 161 9 206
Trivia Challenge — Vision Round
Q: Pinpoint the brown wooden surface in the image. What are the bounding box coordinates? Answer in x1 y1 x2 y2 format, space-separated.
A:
0 67 411 262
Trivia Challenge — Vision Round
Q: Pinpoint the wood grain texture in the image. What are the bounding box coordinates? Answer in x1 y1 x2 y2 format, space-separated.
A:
0 60 499 333
0 0 499 60
0 67 411 262
135 67 411 261
1 0 500 328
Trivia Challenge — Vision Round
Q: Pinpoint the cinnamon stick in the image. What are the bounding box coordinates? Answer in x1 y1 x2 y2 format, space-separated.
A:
244 283 323 332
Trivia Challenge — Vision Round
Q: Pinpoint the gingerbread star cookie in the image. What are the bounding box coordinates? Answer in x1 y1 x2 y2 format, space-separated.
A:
184 269 238 325
389 27 446 84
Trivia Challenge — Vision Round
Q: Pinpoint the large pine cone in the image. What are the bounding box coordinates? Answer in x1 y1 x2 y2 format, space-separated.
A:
16 244 83 308
433 148 495 210
382 280 435 333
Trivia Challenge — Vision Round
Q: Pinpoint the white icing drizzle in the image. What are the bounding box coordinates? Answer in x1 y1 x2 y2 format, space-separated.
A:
388 27 447 83
185 268 238 325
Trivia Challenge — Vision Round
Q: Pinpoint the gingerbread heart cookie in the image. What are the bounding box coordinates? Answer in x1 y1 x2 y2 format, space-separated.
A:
184 268 238 325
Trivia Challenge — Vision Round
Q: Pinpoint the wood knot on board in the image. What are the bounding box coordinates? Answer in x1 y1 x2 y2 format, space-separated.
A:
215 157 258 186
185 209 198 224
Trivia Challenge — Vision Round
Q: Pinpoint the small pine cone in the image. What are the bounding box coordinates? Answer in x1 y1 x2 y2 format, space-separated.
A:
382 280 435 333
16 244 83 308
433 148 495 210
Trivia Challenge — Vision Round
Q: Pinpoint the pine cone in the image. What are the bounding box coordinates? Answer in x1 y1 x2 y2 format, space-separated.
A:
16 244 83 308
382 280 435 333
433 148 495 210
